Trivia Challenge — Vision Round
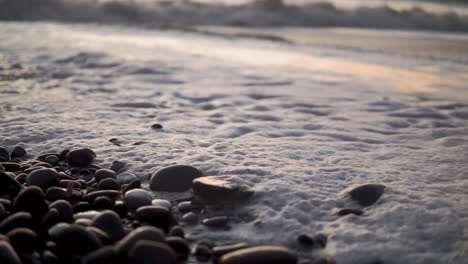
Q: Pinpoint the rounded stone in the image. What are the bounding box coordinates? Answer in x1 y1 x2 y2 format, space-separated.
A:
54 225 102 258
6 228 39 253
347 183 386 207
13 186 48 221
168 225 184 238
49 200 74 223
10 146 26 159
193 244 213 262
42 208 61 230
98 178 120 191
44 155 59 166
0 147 10 162
66 148 96 167
192 176 253 205
218 246 298 264
0 170 22 197
0 240 21 264
83 245 119 264
181 212 198 225
92 196 114 210
113 201 128 218
0 162 20 172
136 205 174 232
202 216 229 228
122 179 141 193
94 169 116 182
114 226 165 255
166 236 190 261
124 189 152 211
45 187 69 202
26 168 59 190
149 165 202 192
337 208 364 216
152 199 172 209
91 210 124 242
84 190 120 202
128 240 178 264
0 212 33 234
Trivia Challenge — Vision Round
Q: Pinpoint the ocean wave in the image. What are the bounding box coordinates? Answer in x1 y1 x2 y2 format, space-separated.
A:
1 0 468 32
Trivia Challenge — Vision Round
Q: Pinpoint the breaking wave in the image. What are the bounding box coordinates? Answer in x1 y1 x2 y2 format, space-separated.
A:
1 0 468 32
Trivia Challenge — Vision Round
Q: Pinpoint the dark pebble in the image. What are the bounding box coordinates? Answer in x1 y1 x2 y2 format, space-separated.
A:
348 183 386 206
14 173 27 184
84 190 120 202
32 162 53 168
151 123 163 129
113 201 128 218
66 148 96 167
49 200 73 223
149 165 202 192
0 203 5 220
74 202 93 213
193 244 213 262
114 226 165 255
98 178 120 190
0 147 10 162
218 246 298 264
0 170 23 197
41 250 59 264
58 150 69 161
122 179 140 194
82 246 119 264
168 225 185 238
94 169 116 182
0 240 22 264
6 228 39 253
0 162 20 172
128 240 178 264
59 180 82 189
202 216 229 228
337 208 364 216
44 155 59 166
13 186 48 222
166 236 190 261
193 176 253 205
85 227 112 245
181 212 198 225
91 210 124 242
54 225 102 259
136 205 174 232
10 146 26 159
0 212 33 233
92 196 114 210
177 201 202 213
124 189 152 211
41 209 61 230
213 242 248 257
46 187 69 202
110 161 125 173
26 168 59 190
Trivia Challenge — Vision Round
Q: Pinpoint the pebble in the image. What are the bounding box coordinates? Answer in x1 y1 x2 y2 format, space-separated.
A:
0 212 33 233
41 250 59 264
193 244 213 262
26 168 59 190
41 209 60 230
213 242 248 257
177 201 202 213
110 161 126 172
0 170 22 197
192 176 253 205
86 227 111 245
116 172 138 184
82 246 119 264
93 196 114 210
181 212 199 225
45 187 69 202
49 200 74 223
337 208 364 216
10 146 26 159
151 123 163 129
54 225 102 258
6 227 39 253
152 199 172 209
44 155 59 166
348 183 386 206
13 186 48 221
202 216 229 228
94 169 116 182
124 189 152 211
91 210 125 242
0 240 22 264
166 236 190 261
0 147 10 162
122 179 141 193
66 148 96 167
128 240 178 264
73 202 93 213
0 203 5 220
149 165 202 192
113 201 128 218
114 226 166 255
0 162 20 172
136 205 174 232
218 246 298 264
84 190 120 202
168 225 185 238
98 178 120 190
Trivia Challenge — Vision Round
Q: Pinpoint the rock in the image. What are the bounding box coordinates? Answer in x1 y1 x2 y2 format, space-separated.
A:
113 201 128 218
45 187 69 202
0 162 20 172
114 226 165 255
6 228 39 253
66 148 96 167
44 155 59 166
41 208 60 230
91 210 125 242
347 183 386 206
193 244 213 262
181 212 198 225
202 216 229 228
192 176 253 205
49 200 74 223
58 149 69 161
74 202 93 213
41 250 59 264
83 246 119 264
110 161 125 172
136 205 174 232
337 208 363 216
177 201 202 213
98 178 120 190
84 190 120 202
0 147 10 162
168 226 184 238
94 169 116 182
74 211 101 221
149 165 202 192
0 212 34 233
116 172 138 184
0 203 5 220
152 199 172 209
151 123 163 129
166 236 190 261
0 170 22 197
54 225 102 259
0 240 21 264
122 179 140 193
218 246 298 264
26 168 59 190
124 189 152 211
86 227 111 245
13 186 48 221
213 243 248 257
93 196 114 210
10 146 26 159
128 240 178 264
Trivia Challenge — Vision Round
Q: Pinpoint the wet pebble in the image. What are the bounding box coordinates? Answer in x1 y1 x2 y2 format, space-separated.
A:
122 179 140 193
347 183 386 206
0 212 33 234
168 225 185 238
45 187 69 202
124 189 152 211
82 245 119 264
10 146 26 159
192 176 253 205
93 196 114 210
110 161 125 173
193 244 213 262
98 178 120 190
181 212 199 225
213 242 248 258
94 169 116 182
84 190 120 202
337 208 364 216
202 216 229 228
49 200 73 223
26 168 59 190
218 246 298 264
66 148 96 167
149 165 202 192
152 199 172 209
44 155 59 166
0 162 20 172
